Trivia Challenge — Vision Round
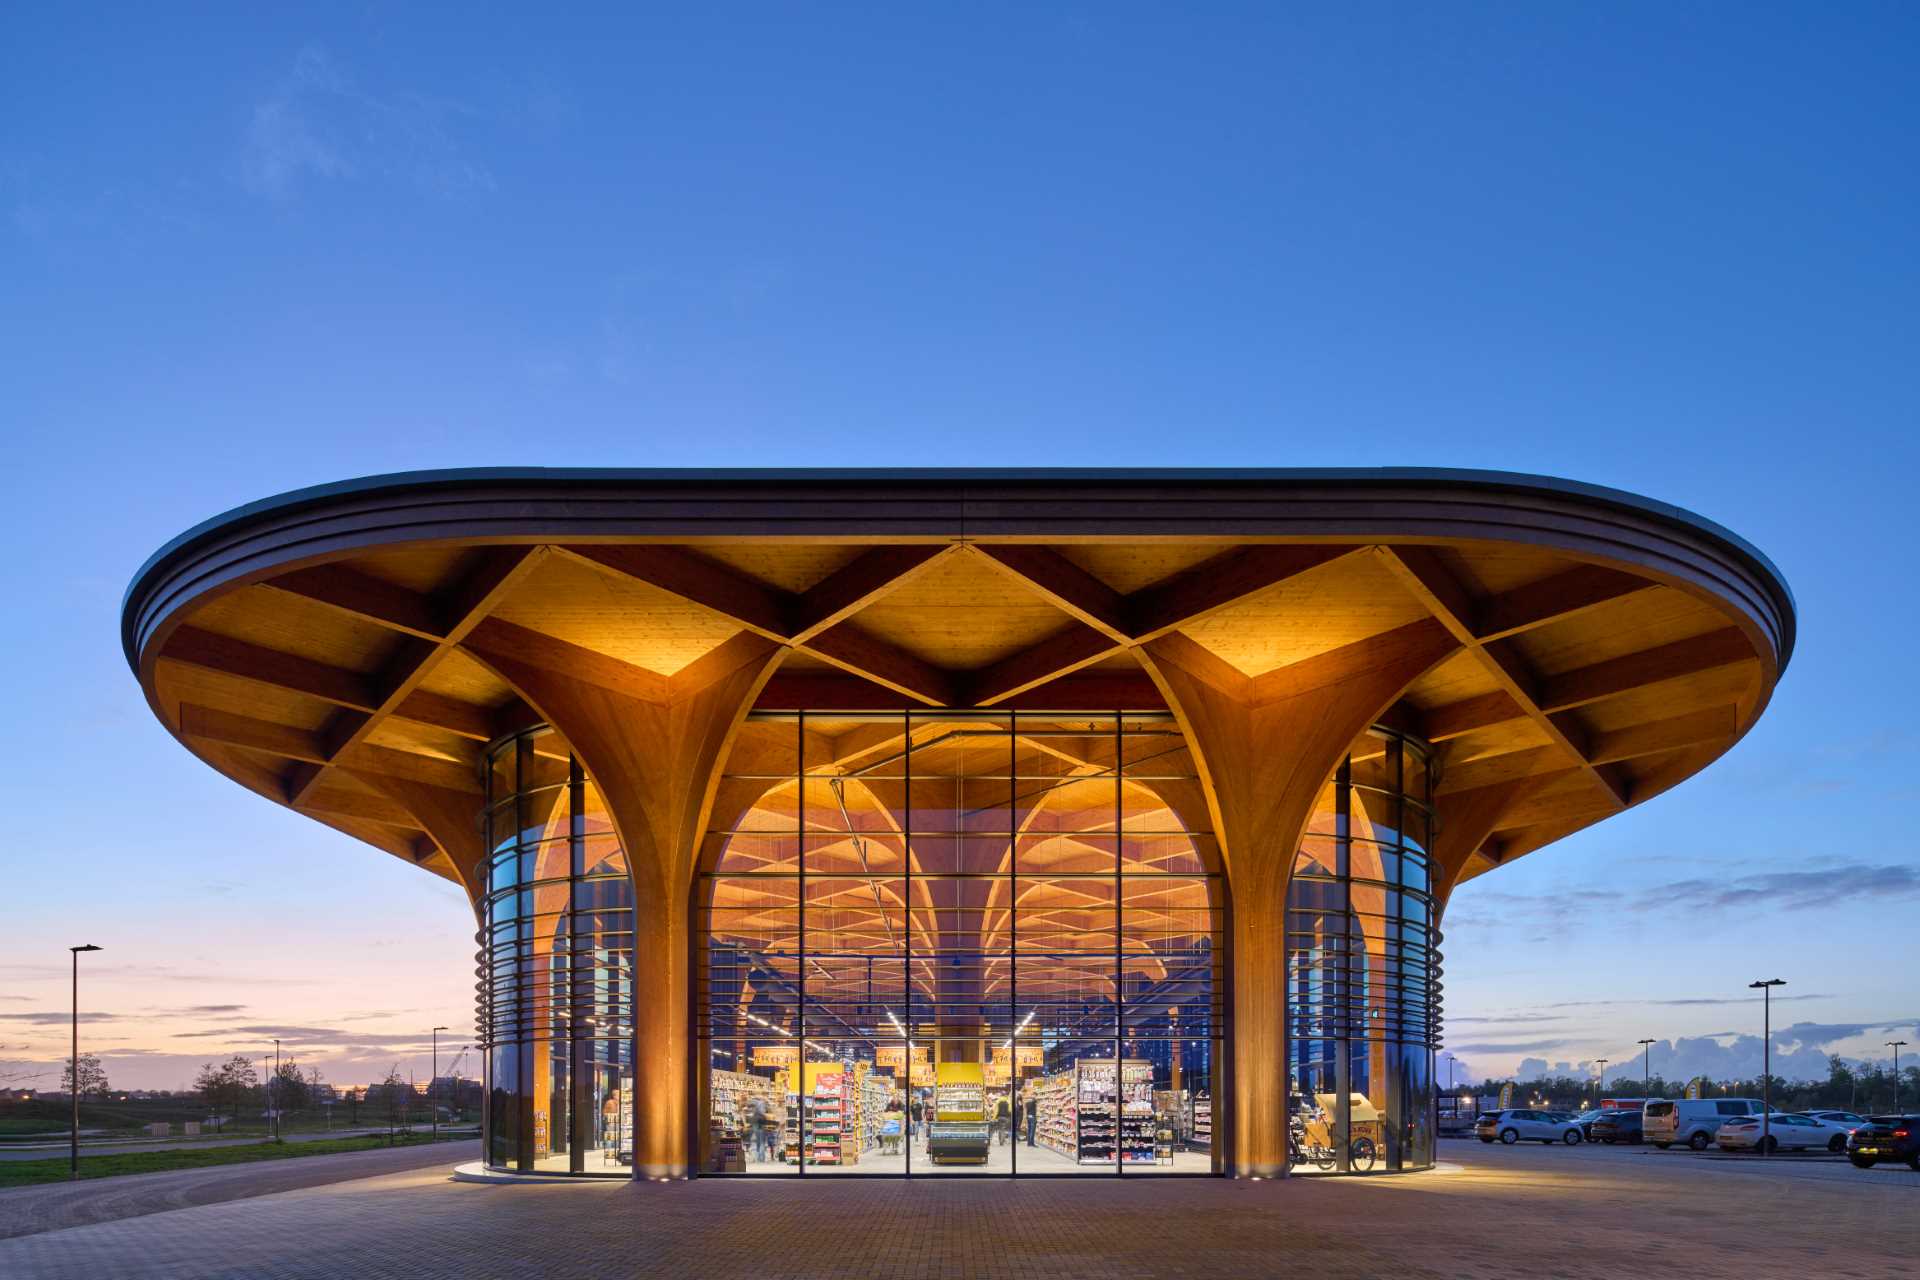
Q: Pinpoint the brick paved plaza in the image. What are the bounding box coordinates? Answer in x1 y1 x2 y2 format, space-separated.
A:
2 1142 1914 1279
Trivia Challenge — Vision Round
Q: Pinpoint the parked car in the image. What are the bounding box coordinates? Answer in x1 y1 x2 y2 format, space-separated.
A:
1802 1109 1871 1132
1644 1098 1763 1151
1714 1112 1853 1153
1570 1109 1611 1139
1590 1109 1643 1144
1476 1109 1584 1145
1845 1116 1920 1170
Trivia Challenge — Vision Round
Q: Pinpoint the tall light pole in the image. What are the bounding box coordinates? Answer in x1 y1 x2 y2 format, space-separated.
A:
1750 979 1786 1156
432 1026 448 1142
68 944 101 1181
273 1038 281 1141
1594 1059 1609 1103
1889 1041 1909 1112
1637 1039 1657 1097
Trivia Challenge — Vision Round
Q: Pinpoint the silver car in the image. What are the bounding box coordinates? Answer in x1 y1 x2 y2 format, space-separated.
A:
1484 1108 1584 1145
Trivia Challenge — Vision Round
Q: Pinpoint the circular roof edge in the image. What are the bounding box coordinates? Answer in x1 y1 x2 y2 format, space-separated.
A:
122 466 1795 677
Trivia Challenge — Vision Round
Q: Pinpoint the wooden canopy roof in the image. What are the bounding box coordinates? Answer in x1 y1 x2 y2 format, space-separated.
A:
122 469 1793 901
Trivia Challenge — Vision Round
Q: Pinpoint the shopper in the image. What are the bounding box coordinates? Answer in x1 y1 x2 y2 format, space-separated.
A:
994 1094 1011 1146
747 1097 771 1164
1025 1096 1037 1146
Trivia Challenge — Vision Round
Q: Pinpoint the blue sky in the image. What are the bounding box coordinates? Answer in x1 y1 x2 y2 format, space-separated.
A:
2 3 1915 1091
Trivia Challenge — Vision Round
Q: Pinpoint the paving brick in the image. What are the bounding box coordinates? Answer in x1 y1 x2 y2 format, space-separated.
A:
0 1142 1913 1279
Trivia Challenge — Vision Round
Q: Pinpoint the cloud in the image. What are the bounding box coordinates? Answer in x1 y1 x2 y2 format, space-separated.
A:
0 1011 119 1025
0 963 316 987
1634 864 1920 913
243 45 494 199
1447 1014 1566 1025
1448 862 1920 934
1445 1039 1567 1055
1537 994 1832 1010
173 1024 351 1040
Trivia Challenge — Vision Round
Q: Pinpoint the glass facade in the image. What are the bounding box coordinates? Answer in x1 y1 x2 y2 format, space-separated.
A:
1286 727 1441 1175
697 712 1224 1175
478 728 635 1174
477 714 1441 1179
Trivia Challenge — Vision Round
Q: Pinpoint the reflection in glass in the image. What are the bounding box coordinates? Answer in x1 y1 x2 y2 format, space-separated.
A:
479 729 634 1175
1287 727 1440 1176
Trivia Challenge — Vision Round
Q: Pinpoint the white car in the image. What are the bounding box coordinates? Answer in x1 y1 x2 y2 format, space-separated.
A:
1803 1109 1871 1132
1482 1109 1585 1145
1715 1112 1854 1153
1645 1097 1764 1150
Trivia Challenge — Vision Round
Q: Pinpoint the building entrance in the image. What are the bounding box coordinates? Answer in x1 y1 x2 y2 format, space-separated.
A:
697 711 1225 1175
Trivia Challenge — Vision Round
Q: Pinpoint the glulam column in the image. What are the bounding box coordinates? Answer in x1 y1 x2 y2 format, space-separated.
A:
1138 623 1455 1177
462 631 785 1178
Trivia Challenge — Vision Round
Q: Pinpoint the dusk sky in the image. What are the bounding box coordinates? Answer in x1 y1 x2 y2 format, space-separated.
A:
3 4 1915 1094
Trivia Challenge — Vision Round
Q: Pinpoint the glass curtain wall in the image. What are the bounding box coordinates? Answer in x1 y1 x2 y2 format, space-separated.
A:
1286 726 1440 1175
697 711 1224 1175
478 727 635 1175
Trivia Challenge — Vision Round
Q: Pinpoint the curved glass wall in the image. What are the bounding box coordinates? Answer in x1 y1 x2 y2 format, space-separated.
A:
1286 726 1440 1175
697 711 1225 1175
478 727 635 1175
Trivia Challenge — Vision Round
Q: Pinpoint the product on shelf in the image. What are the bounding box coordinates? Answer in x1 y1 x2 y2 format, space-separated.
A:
1033 1059 1157 1165
782 1063 854 1165
710 1067 785 1142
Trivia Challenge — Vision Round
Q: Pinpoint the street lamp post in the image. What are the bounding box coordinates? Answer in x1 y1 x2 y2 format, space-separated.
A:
432 1026 448 1142
1595 1059 1609 1103
1750 979 1786 1156
68 944 102 1181
1889 1041 1909 1112
273 1038 281 1141
1637 1039 1657 1097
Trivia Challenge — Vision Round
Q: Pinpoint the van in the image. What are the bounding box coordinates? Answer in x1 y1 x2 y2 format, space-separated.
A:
1643 1097 1764 1150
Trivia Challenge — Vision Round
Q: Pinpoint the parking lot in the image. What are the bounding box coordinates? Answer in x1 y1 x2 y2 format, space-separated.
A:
1443 1129 1920 1189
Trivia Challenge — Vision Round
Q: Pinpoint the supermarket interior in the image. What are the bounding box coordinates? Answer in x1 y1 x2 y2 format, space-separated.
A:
698 712 1226 1175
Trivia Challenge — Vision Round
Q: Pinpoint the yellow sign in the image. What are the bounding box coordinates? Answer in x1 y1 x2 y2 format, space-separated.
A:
1684 1076 1707 1100
874 1045 930 1074
753 1045 799 1068
1498 1082 1514 1108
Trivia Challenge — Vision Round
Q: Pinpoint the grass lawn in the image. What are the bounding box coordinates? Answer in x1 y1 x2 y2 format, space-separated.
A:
0 1132 463 1188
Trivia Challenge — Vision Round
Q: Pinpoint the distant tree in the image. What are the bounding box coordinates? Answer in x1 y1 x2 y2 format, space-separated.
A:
62 1052 109 1098
375 1065 413 1135
272 1057 312 1114
194 1055 259 1126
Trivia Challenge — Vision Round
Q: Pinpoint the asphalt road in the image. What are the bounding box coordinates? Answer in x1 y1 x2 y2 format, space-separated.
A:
0 1127 477 1161
0 1139 482 1240
1439 1130 1920 1187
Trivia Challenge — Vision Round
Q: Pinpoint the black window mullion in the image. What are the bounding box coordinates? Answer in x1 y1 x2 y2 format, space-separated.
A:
1009 712 1018 1178
903 709 913 1177
796 712 807 1176
1113 713 1123 1175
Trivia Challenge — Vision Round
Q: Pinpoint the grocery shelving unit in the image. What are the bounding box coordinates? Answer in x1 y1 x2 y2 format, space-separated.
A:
1032 1059 1156 1165
710 1067 784 1138
1030 1072 1078 1160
